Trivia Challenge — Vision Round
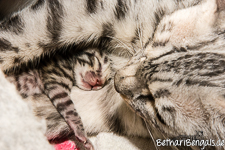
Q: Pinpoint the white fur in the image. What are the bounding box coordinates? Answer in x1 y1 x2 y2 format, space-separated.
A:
71 54 149 137
89 132 153 150
0 70 54 150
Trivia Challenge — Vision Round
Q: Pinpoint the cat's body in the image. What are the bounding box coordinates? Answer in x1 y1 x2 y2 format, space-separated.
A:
6 48 111 149
0 0 201 71
115 0 225 149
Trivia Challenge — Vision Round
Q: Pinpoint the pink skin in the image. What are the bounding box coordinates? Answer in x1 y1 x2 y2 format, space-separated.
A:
54 140 78 150
80 71 104 91
54 139 92 150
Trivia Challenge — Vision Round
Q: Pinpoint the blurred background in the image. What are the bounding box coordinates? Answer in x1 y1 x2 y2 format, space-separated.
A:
0 0 33 20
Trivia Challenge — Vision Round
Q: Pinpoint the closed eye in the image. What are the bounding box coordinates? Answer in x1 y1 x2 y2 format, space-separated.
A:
104 56 108 64
155 108 166 125
135 94 154 101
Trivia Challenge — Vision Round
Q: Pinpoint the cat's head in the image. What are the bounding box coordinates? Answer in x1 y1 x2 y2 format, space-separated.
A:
74 48 111 91
115 0 225 141
144 0 225 58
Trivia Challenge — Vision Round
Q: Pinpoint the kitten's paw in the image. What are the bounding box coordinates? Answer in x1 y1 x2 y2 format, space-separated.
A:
75 131 94 150
84 139 94 150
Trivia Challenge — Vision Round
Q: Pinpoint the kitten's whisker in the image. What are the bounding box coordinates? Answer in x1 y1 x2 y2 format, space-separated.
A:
106 36 135 56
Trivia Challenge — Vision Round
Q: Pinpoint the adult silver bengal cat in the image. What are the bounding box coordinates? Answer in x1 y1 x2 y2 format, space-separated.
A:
115 0 225 149
1 0 225 149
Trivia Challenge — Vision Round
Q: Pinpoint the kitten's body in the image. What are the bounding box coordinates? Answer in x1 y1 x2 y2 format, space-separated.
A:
6 48 111 149
25 54 150 144
71 57 149 138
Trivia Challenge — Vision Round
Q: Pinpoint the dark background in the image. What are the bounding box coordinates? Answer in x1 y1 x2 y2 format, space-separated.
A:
0 0 33 20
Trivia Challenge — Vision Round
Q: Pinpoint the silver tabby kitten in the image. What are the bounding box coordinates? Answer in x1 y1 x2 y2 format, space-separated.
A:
20 51 151 150
115 0 225 149
29 53 149 137
6 48 111 149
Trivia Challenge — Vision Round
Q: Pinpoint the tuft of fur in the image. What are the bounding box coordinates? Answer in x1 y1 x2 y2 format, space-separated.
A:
0 70 54 150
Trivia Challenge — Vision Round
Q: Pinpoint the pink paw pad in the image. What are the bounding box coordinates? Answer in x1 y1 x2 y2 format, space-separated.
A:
54 140 79 150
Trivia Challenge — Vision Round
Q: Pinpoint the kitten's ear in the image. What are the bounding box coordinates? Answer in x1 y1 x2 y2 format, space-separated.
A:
216 0 225 12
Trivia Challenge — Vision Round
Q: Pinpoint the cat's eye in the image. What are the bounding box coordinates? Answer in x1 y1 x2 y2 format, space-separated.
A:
104 56 108 64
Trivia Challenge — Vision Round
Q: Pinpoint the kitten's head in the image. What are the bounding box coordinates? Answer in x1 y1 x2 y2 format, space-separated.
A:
115 0 225 141
74 48 111 91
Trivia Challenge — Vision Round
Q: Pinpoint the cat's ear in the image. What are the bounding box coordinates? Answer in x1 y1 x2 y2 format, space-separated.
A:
216 0 225 12
204 0 225 13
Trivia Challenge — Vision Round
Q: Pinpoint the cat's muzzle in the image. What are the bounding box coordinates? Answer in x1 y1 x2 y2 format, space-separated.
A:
114 52 149 101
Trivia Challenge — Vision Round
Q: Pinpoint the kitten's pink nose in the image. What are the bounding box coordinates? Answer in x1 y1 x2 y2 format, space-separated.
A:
84 71 103 90
88 77 102 87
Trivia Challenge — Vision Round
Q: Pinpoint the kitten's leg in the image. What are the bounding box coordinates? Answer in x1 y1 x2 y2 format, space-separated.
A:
43 83 94 150
31 93 72 142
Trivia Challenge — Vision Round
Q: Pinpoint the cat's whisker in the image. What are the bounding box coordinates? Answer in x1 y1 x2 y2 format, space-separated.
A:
144 119 159 150
137 23 144 51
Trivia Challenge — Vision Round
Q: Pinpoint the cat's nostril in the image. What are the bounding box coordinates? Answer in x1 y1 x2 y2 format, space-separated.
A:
120 77 125 80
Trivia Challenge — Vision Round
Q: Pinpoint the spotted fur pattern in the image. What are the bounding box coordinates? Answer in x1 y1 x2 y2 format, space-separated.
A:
115 0 225 149
6 48 111 149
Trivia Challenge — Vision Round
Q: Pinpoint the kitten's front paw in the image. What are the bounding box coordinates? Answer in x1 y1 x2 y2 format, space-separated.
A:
75 130 94 150
84 139 94 150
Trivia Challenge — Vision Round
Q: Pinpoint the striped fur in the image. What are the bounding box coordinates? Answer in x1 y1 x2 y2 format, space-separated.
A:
5 48 111 149
0 0 201 71
24 54 150 147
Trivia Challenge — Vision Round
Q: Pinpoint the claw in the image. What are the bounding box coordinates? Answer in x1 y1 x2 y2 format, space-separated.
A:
84 139 94 150
75 135 94 150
